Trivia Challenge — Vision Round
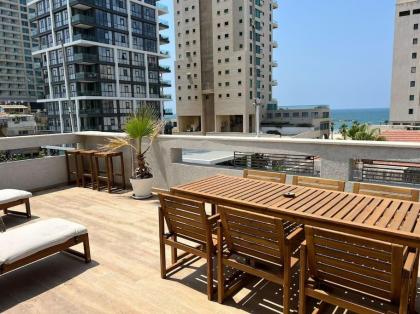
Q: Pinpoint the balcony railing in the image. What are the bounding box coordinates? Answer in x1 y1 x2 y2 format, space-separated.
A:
159 35 170 44
73 33 96 42
157 3 169 15
159 19 169 30
73 52 98 63
69 0 95 10
72 14 95 28
77 90 101 96
160 79 171 87
74 72 98 81
159 65 171 73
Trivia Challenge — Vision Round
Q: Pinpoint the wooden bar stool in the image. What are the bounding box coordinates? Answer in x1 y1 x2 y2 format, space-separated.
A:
65 150 81 186
94 151 126 193
78 150 97 190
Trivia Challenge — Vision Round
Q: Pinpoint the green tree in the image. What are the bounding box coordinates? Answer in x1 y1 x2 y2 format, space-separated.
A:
339 123 349 139
347 122 385 141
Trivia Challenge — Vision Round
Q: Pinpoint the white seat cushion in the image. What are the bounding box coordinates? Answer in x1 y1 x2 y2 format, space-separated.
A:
0 189 32 205
0 218 87 265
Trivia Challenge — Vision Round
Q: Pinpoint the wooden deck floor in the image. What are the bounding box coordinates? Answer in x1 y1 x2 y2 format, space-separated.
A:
1 186 419 313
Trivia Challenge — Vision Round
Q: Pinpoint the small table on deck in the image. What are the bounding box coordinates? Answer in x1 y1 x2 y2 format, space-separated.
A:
171 174 420 249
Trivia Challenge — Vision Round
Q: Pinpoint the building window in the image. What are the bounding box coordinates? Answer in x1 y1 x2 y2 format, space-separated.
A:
414 38 418 45
411 81 416 87
415 24 419 30
399 10 410 17
410 95 415 101
409 109 414 114
412 67 417 73
413 52 417 59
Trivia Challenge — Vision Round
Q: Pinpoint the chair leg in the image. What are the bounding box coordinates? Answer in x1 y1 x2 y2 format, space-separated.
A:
159 207 166 279
171 235 178 264
94 156 100 191
283 266 291 314
24 198 31 218
299 245 307 314
217 223 225 303
106 157 112 193
409 252 419 313
120 153 126 190
109 156 114 193
206 249 214 301
83 236 91 263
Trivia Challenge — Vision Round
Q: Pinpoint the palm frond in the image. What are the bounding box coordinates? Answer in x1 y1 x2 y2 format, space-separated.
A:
100 137 137 153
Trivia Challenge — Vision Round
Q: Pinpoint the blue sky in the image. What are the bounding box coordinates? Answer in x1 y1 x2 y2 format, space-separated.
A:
160 0 396 112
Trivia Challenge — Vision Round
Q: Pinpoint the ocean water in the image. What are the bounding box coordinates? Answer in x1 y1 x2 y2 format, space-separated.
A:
332 108 389 127
166 107 391 127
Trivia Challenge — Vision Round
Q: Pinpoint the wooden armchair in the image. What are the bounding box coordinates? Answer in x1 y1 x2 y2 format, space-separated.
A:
243 169 287 183
158 193 219 300
217 205 304 314
353 182 420 201
292 176 345 192
299 226 419 314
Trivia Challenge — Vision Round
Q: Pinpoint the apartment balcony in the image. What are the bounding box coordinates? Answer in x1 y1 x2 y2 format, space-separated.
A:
159 50 170 59
159 34 170 45
73 52 98 64
272 61 278 67
69 0 95 10
157 3 169 15
77 90 101 96
160 79 171 87
159 19 169 30
159 65 171 73
272 20 278 29
72 14 95 29
271 80 278 86
74 72 98 82
273 0 279 9
273 41 278 48
28 11 36 21
1 132 420 313
73 33 96 43
162 94 172 100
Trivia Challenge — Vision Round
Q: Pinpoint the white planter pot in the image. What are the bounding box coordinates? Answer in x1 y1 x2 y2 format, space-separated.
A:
130 177 153 199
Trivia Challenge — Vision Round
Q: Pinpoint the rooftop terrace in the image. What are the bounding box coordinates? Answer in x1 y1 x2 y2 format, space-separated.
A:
2 132 420 312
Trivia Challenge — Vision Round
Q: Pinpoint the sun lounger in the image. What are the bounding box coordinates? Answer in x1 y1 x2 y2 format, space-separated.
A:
0 189 32 219
0 218 91 275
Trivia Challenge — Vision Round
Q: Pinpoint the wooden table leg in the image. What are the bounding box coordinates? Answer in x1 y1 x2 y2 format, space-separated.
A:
120 153 126 190
25 198 31 218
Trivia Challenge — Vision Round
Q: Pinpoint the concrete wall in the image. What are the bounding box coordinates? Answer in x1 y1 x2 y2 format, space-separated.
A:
2 132 420 193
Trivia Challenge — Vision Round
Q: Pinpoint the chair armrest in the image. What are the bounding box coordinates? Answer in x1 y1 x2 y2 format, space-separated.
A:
286 227 305 252
403 251 419 276
207 214 220 225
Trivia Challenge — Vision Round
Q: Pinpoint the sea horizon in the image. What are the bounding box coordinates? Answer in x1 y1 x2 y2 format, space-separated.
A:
165 107 390 127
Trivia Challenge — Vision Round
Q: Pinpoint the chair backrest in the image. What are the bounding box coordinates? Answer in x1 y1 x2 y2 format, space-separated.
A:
159 194 211 244
243 169 287 184
353 182 419 202
304 226 404 302
218 205 286 265
292 176 345 192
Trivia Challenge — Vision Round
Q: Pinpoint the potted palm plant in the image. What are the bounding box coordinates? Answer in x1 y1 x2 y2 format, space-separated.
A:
104 106 164 199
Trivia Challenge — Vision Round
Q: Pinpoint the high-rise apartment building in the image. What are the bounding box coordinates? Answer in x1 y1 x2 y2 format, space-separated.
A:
0 0 43 105
28 0 170 133
174 0 278 133
390 0 420 125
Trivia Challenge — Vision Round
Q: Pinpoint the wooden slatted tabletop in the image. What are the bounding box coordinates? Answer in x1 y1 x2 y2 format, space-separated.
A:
170 175 420 248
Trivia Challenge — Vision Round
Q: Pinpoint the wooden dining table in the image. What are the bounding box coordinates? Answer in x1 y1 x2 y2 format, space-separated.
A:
170 174 420 248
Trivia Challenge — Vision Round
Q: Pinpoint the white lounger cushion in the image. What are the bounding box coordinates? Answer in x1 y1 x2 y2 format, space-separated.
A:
0 189 32 205
0 218 87 265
